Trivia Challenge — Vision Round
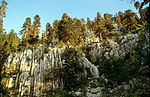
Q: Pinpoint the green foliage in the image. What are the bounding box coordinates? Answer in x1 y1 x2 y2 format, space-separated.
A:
20 15 41 48
56 13 87 45
0 0 149 96
127 76 150 97
59 90 76 97
61 47 88 91
99 41 150 96
99 46 149 84
8 29 20 52
102 76 150 97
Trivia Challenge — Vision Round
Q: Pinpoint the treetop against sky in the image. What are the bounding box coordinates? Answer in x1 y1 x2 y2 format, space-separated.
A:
3 0 137 36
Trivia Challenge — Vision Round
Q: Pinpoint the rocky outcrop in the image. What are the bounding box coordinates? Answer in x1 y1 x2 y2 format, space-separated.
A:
86 33 139 64
86 87 102 97
4 46 100 96
4 33 142 96
80 57 99 78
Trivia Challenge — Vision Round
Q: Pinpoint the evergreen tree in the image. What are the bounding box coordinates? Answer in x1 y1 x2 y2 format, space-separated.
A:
139 8 147 24
81 18 85 24
0 1 11 94
80 24 88 42
52 20 58 39
31 14 41 39
46 22 50 39
42 30 47 40
20 17 31 46
134 1 140 9
104 13 114 32
94 12 108 42
73 19 87 43
86 17 94 31
122 9 139 33
29 15 41 45
57 13 74 44
46 22 54 41
115 13 123 31
8 29 20 52
0 0 7 32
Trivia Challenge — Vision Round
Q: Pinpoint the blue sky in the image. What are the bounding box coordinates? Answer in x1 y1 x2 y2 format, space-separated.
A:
3 0 137 37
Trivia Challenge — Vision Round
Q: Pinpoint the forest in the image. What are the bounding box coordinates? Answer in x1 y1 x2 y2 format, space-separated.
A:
0 0 150 97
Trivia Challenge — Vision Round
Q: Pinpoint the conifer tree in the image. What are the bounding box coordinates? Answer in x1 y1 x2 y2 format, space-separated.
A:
46 22 50 38
115 13 123 31
52 20 58 39
122 9 139 33
81 18 85 24
8 29 20 52
57 13 74 44
94 12 108 42
80 24 88 42
20 17 31 46
42 30 47 40
139 8 147 24
76 19 88 42
74 19 82 43
28 15 41 45
0 1 11 92
104 13 114 32
0 0 7 32
86 17 93 31
134 1 140 9
31 14 41 39
46 22 54 41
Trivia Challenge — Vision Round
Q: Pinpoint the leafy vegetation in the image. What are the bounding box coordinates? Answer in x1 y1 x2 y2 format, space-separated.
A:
61 47 87 91
98 36 150 96
0 0 149 96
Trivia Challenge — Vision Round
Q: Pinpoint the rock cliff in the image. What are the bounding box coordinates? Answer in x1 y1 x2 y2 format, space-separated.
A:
4 33 142 96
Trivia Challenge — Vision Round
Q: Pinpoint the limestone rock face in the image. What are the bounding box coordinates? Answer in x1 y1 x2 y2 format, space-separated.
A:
5 48 65 96
4 33 141 96
81 57 99 78
86 87 102 97
86 33 139 64
4 46 100 96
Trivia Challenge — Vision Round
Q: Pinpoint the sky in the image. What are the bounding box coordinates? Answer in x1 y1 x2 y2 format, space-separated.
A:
3 0 138 37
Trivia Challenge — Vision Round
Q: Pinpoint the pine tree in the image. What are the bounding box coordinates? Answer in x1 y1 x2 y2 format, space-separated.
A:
75 19 88 43
115 13 123 31
94 12 108 42
0 0 7 32
122 9 139 33
104 13 114 32
20 17 31 46
0 1 11 92
29 15 41 45
139 8 147 24
42 30 47 40
81 18 85 24
0 0 7 33
80 24 88 42
31 14 41 39
52 20 58 39
57 13 74 44
86 17 93 31
8 29 20 52
46 22 54 41
134 1 140 9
